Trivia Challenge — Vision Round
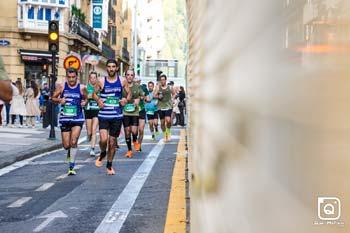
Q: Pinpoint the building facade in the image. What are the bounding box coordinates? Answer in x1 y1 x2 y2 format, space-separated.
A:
0 0 133 86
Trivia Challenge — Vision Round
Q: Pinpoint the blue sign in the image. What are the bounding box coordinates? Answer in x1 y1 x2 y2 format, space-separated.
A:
92 5 103 29
92 0 103 3
0 40 10 46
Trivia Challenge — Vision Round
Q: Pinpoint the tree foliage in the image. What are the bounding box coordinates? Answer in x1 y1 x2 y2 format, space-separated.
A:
163 0 188 78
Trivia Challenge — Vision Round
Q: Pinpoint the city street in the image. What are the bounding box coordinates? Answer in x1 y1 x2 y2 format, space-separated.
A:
0 127 187 233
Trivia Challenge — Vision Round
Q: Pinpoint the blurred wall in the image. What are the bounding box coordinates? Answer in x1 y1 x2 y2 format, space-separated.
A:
186 0 350 232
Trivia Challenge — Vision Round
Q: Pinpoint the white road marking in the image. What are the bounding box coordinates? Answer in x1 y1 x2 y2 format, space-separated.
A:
0 136 87 177
33 210 67 232
7 197 32 208
94 139 165 233
35 183 55 192
0 133 32 138
143 135 180 140
55 174 67 180
0 128 44 134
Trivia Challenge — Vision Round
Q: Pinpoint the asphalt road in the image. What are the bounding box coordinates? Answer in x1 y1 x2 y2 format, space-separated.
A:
0 128 183 233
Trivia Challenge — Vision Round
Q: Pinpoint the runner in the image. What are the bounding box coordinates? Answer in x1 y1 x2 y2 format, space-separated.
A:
84 71 100 156
93 59 131 175
123 69 144 158
153 74 176 141
51 67 88 175
145 81 159 140
135 77 150 152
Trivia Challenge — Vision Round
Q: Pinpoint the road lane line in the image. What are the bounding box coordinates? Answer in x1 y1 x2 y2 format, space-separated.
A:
94 139 165 233
164 129 187 233
0 136 87 177
35 183 55 192
55 174 68 180
7 197 32 208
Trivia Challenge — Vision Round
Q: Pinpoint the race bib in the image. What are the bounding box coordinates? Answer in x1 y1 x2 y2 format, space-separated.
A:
63 105 77 116
124 104 136 112
105 96 119 107
88 100 99 109
146 110 154 115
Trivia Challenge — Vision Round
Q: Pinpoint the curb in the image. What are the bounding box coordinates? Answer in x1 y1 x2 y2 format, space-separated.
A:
0 139 63 169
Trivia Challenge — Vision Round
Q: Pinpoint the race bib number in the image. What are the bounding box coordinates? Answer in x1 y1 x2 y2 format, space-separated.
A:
63 105 77 116
146 110 154 115
124 104 136 112
105 96 119 107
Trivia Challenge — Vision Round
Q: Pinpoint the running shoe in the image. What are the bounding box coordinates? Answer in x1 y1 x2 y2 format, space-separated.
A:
95 154 105 167
151 134 155 140
106 167 115 175
125 150 133 158
89 149 96 157
133 141 141 151
68 168 76 176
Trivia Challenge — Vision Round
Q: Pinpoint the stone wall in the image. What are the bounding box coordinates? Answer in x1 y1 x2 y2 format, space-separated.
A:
187 1 350 232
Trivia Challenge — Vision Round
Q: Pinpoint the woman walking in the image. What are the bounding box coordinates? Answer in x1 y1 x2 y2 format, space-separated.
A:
25 80 41 128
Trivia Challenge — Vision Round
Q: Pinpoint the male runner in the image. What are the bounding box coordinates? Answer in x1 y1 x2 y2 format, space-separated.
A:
52 67 88 175
123 69 144 158
93 59 131 175
135 77 150 151
145 81 159 140
84 71 100 156
153 74 176 141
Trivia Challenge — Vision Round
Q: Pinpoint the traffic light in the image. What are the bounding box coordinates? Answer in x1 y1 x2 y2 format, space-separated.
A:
48 20 59 52
136 63 140 76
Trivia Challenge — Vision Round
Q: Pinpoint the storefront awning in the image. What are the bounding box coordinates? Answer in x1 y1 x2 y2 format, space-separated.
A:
19 49 59 63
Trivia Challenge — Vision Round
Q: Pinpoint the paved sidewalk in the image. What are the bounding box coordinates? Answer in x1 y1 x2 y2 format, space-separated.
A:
0 124 86 169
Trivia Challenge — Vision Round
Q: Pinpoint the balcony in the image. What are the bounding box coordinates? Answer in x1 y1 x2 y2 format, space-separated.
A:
122 47 130 61
102 43 115 60
69 15 99 47
18 1 66 33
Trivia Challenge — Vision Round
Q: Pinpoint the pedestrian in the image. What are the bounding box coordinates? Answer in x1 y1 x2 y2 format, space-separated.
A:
153 74 176 141
122 70 145 158
0 99 3 127
93 59 131 175
84 71 100 156
10 80 26 127
51 67 88 175
135 77 150 152
172 96 181 126
177 86 186 126
24 80 41 128
145 81 160 140
0 55 12 103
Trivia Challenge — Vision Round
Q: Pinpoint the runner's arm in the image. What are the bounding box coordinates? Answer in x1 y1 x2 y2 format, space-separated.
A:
153 85 159 99
120 78 131 106
51 84 64 104
93 78 104 108
80 85 88 107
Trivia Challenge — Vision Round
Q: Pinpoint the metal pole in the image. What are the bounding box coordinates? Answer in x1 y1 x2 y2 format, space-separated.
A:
133 0 138 69
49 52 56 139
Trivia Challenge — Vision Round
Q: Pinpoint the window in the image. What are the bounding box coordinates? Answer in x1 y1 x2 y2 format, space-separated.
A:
28 7 34 19
124 10 128 20
54 11 60 20
50 0 56 3
111 26 117 45
45 8 51 21
123 38 127 48
37 8 44 20
42 0 48 2
113 0 117 5
59 0 65 4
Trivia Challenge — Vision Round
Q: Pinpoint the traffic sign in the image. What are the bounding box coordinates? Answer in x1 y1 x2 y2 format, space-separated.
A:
63 55 81 70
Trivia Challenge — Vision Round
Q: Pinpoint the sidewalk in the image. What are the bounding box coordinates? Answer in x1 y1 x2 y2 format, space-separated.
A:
0 123 85 169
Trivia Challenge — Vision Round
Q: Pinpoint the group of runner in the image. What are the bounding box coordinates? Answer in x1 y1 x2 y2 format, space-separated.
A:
51 59 176 176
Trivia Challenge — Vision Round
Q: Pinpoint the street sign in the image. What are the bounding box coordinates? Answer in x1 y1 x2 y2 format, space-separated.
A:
63 55 81 70
0 40 10 46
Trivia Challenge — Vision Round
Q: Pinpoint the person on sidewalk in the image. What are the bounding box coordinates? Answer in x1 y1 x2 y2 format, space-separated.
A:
24 80 41 128
84 71 100 157
0 55 12 103
153 74 176 142
135 78 150 152
10 80 26 127
122 69 145 157
51 67 88 176
145 81 159 140
93 59 131 175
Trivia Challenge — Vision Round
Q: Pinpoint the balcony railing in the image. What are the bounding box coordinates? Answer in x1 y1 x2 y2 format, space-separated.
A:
69 15 99 47
122 47 130 61
102 43 115 60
